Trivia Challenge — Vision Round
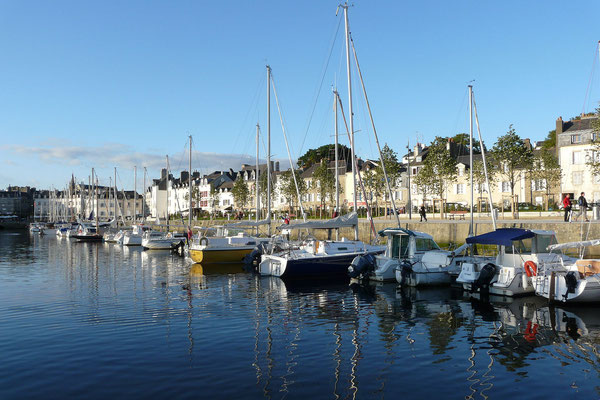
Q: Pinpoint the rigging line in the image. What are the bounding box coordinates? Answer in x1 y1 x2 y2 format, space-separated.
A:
337 94 378 242
271 74 306 219
231 73 266 156
582 41 599 115
298 13 344 158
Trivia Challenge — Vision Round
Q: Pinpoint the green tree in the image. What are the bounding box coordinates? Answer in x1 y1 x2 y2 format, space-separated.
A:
542 129 556 150
415 137 457 201
297 144 351 169
312 161 337 215
586 107 600 177
361 167 380 215
452 133 482 153
375 144 401 214
231 177 250 210
469 159 497 211
279 169 306 214
491 125 534 215
530 149 562 211
258 172 275 216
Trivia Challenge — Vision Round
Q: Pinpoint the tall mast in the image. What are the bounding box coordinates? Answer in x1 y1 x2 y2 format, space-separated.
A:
267 65 272 236
334 90 340 215
188 135 193 228
143 167 146 223
133 166 137 225
468 85 474 236
343 4 358 240
166 155 170 232
256 123 260 223
407 141 412 220
113 167 117 223
334 89 340 241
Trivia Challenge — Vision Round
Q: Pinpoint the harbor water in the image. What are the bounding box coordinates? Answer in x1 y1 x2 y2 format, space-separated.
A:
1 230 599 399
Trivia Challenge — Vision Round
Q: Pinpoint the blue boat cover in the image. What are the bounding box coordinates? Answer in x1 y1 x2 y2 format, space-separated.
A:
465 228 535 247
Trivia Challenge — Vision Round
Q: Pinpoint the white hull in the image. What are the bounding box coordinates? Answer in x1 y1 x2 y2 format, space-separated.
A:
396 269 451 286
533 273 600 303
123 234 142 246
489 268 534 297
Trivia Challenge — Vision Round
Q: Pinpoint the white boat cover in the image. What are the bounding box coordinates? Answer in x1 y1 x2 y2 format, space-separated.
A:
548 239 600 251
225 218 271 228
279 212 358 230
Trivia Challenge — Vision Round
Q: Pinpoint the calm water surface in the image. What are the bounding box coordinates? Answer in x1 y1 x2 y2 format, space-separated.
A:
1 230 599 399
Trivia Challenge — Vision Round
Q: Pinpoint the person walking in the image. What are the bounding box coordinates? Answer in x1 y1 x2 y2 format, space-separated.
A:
419 205 427 222
562 194 572 222
574 192 589 222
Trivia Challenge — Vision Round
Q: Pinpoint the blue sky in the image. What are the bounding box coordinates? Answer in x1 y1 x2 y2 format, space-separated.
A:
1 1 600 191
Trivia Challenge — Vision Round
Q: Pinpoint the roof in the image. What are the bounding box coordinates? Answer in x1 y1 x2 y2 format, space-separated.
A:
563 117 598 133
465 228 535 247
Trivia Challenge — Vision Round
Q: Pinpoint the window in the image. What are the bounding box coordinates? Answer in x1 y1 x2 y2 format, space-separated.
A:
415 238 440 252
571 134 582 144
505 238 532 254
456 183 465 194
458 166 464 177
532 179 546 191
572 151 582 165
572 171 583 185
501 181 510 192
391 235 410 259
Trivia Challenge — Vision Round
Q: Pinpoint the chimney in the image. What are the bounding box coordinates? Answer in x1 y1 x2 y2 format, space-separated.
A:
181 171 189 183
524 138 531 150
414 143 421 156
161 168 167 179
275 161 280 172
556 116 563 135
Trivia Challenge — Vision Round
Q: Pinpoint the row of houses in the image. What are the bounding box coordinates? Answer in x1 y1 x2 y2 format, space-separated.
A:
6 113 599 220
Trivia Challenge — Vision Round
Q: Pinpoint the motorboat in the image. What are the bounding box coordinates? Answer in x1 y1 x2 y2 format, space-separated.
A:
532 239 600 303
70 223 103 241
456 228 574 297
259 213 385 279
348 227 471 285
123 224 150 246
141 230 185 250
189 230 270 264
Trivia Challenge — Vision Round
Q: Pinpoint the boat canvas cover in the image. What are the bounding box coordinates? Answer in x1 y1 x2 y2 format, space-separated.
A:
465 228 535 247
279 212 358 230
225 218 271 228
547 239 600 251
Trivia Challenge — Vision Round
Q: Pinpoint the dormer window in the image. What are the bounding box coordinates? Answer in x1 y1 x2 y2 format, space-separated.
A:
571 134 582 144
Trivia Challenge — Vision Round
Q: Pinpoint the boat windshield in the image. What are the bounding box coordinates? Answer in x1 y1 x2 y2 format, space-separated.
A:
505 238 532 254
534 235 557 254
415 238 440 252
390 235 410 259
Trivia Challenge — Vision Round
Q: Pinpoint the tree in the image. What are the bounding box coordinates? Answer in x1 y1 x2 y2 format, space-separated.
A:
183 184 200 218
414 137 457 202
542 129 556 150
361 167 379 215
279 169 306 214
375 144 401 214
232 178 250 210
297 144 351 169
586 107 600 177
452 133 482 153
491 125 534 216
258 172 275 216
312 160 336 216
209 184 220 217
530 149 562 210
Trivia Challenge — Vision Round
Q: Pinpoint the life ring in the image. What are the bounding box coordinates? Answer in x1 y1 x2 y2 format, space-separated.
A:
199 237 209 246
524 261 537 277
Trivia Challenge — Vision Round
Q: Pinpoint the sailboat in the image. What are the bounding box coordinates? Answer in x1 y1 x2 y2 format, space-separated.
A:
71 169 103 241
188 125 272 263
259 6 385 280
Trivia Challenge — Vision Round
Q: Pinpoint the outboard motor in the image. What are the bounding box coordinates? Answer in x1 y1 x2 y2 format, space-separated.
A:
398 259 413 286
348 253 376 280
244 245 264 271
563 271 578 301
472 263 497 293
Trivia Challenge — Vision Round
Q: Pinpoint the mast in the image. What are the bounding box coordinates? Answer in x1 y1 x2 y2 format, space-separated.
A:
468 85 474 236
166 155 170 232
188 135 193 228
267 65 272 236
143 167 147 223
133 166 137 225
334 90 340 240
343 4 358 240
256 123 260 223
407 141 412 220
113 168 117 224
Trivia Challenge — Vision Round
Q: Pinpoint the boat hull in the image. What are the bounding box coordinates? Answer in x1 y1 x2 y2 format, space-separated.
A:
71 234 103 242
260 252 364 279
189 247 254 264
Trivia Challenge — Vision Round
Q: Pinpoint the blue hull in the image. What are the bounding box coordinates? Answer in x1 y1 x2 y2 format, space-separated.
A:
281 252 381 280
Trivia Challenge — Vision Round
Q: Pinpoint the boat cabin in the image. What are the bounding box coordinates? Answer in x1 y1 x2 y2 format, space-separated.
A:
378 228 440 260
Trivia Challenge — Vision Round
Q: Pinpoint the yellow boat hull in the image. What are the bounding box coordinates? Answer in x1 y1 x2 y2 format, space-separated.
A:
189 248 253 264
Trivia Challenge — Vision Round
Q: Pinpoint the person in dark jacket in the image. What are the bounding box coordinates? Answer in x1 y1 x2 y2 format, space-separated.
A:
419 205 427 222
574 192 589 222
562 194 572 222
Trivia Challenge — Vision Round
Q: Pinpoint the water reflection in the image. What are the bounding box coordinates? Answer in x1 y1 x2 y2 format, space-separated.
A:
2 230 600 398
